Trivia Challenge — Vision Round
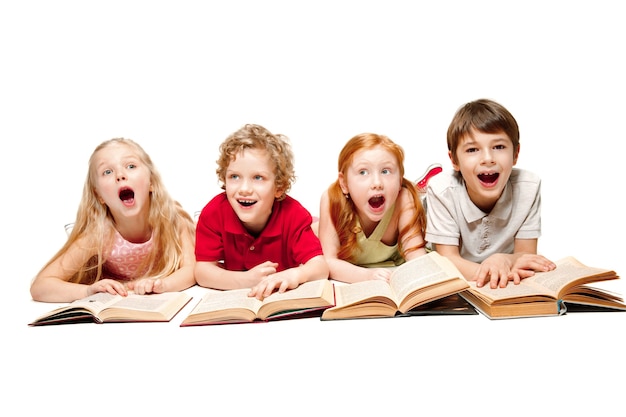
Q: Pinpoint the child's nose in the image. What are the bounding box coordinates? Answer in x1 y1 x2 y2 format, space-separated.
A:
371 173 383 189
239 178 252 192
482 150 495 164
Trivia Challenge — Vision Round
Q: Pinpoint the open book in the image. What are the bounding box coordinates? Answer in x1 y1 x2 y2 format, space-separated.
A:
29 291 193 326
321 251 471 320
460 256 626 319
180 279 335 326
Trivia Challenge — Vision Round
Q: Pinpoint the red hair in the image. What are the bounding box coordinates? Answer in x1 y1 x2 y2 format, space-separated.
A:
327 133 425 261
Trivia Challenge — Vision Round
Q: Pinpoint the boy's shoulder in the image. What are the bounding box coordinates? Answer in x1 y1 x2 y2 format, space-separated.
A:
428 169 463 194
267 195 314 232
277 194 309 213
205 191 228 208
509 168 541 184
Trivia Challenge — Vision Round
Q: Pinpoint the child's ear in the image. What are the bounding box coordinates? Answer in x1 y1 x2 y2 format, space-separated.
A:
338 172 349 194
448 150 460 172
513 144 520 165
274 189 284 199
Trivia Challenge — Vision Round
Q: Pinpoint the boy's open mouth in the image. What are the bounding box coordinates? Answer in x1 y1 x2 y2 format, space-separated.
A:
238 199 256 207
478 173 499 184
368 195 385 209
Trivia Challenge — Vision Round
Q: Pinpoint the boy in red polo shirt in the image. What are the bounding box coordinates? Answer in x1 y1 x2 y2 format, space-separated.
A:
195 124 329 300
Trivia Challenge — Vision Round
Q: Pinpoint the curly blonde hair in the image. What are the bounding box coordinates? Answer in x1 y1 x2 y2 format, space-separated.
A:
216 124 295 200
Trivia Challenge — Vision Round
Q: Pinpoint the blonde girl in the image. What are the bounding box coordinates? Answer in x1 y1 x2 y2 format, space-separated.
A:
30 138 196 302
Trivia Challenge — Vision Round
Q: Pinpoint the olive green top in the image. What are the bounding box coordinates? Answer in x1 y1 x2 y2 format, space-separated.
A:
351 203 404 267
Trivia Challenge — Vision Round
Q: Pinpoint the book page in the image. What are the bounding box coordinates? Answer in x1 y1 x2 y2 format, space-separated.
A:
390 252 460 303
333 280 396 307
189 288 262 316
531 258 611 296
467 280 554 302
467 257 615 302
260 279 328 304
66 292 122 314
108 292 179 312
256 280 334 319
30 292 123 325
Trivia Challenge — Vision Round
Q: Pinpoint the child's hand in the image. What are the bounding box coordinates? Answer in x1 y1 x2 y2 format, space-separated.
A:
127 278 165 295
88 279 128 297
509 254 557 283
248 269 298 300
512 254 556 272
371 268 393 283
247 261 279 285
476 253 557 288
474 254 514 289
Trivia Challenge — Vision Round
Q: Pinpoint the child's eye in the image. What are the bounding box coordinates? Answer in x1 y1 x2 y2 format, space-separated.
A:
358 169 368 176
494 144 506 150
466 147 478 153
103 169 113 176
381 168 391 175
127 163 137 169
254 175 264 181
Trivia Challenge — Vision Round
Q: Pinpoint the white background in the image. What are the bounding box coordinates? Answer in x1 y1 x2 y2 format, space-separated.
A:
2 1 625 416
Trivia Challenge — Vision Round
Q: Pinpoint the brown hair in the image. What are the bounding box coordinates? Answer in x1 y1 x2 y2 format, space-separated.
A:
447 98 520 164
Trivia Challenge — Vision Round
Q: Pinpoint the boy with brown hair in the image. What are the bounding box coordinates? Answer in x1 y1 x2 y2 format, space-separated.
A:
426 99 556 289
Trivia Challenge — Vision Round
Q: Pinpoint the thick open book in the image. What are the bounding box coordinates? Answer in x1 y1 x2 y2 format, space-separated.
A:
180 279 335 326
29 291 193 326
321 251 471 320
460 256 626 319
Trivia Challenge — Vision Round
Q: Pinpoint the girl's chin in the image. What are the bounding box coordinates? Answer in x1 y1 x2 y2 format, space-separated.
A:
364 206 386 219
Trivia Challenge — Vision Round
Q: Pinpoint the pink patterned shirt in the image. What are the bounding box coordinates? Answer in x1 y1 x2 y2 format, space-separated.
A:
104 230 154 280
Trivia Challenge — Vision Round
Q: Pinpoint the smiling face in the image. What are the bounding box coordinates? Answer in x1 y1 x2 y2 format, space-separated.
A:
339 145 402 226
450 128 519 213
224 147 282 234
92 142 153 221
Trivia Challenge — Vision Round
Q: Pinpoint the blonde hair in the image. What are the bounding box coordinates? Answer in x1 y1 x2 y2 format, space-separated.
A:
327 133 426 261
39 138 195 284
216 124 295 200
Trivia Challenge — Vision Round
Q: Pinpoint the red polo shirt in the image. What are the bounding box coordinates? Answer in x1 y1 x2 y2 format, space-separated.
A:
195 193 323 271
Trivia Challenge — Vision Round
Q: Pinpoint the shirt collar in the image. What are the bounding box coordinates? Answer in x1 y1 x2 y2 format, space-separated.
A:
223 197 283 238
460 180 512 223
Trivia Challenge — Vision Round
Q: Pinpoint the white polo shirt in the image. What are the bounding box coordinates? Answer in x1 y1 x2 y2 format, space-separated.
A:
425 168 542 263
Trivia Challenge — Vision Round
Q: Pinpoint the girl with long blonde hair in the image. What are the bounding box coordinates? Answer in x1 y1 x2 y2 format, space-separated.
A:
30 138 196 302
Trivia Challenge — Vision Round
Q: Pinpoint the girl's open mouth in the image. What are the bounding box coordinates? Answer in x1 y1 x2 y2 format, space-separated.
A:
368 195 385 209
119 187 135 204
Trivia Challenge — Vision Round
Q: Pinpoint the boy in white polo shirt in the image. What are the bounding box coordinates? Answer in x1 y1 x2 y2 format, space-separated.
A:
425 99 556 289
